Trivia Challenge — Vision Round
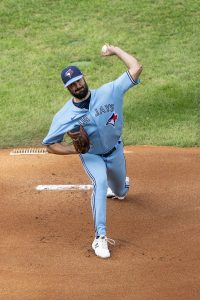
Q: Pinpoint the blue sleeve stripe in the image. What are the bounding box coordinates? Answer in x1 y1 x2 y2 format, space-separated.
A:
126 70 139 85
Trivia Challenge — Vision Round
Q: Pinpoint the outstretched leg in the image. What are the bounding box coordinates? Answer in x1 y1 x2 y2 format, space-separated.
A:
80 153 108 237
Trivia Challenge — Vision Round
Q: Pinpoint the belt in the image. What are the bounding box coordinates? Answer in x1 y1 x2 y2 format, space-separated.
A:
98 141 121 158
98 146 116 158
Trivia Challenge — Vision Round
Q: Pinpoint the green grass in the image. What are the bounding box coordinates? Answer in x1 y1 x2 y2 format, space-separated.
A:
0 0 199 148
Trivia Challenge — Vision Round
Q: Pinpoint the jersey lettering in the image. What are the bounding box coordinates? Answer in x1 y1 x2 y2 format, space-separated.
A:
100 106 106 114
79 115 90 126
95 104 114 117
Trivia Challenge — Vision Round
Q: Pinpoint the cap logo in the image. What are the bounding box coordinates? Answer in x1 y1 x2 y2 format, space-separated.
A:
65 69 74 78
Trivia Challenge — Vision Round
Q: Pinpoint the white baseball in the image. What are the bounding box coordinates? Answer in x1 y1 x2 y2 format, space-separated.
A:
101 45 108 54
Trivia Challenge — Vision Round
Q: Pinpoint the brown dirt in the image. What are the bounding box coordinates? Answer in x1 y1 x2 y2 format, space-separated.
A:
0 146 200 300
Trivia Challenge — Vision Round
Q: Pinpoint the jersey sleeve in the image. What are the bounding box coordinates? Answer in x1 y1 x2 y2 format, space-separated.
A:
42 103 72 145
42 119 66 145
113 71 140 95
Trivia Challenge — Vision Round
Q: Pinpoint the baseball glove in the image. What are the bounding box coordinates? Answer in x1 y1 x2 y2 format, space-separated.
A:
67 125 90 154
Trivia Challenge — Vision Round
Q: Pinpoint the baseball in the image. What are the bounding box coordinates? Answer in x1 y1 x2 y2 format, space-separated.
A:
101 44 108 54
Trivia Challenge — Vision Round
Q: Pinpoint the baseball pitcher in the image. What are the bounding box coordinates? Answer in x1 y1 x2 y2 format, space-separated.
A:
43 45 143 258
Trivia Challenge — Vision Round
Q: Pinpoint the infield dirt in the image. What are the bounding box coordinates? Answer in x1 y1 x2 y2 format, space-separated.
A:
0 146 200 300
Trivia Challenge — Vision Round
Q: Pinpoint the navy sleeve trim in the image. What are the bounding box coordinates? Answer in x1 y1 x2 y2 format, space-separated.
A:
126 71 140 85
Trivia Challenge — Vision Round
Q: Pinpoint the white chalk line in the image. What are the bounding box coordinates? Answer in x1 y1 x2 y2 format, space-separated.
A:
10 148 47 155
10 148 132 155
36 184 93 191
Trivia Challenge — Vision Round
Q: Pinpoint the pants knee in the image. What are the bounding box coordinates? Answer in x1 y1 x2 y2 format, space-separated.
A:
95 177 108 192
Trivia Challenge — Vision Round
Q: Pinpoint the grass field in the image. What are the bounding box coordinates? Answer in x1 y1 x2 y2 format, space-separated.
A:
0 0 199 148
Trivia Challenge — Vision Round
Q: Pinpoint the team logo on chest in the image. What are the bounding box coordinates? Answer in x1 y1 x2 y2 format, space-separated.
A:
106 112 118 127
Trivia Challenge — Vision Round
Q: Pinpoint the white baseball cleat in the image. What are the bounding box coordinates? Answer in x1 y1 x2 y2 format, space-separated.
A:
92 235 115 259
107 176 130 199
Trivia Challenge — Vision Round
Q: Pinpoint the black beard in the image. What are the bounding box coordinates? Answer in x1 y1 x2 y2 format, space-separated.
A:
70 83 89 99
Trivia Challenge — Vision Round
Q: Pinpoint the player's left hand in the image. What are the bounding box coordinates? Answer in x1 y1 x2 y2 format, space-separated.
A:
67 125 90 154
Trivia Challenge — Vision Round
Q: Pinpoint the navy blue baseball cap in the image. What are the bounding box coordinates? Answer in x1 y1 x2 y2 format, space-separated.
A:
61 66 83 87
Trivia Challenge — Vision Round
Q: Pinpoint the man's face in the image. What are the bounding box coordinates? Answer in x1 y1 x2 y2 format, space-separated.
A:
67 78 89 99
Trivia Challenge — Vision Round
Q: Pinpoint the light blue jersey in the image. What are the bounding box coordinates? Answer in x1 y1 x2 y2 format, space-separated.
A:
43 71 139 154
43 70 140 237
